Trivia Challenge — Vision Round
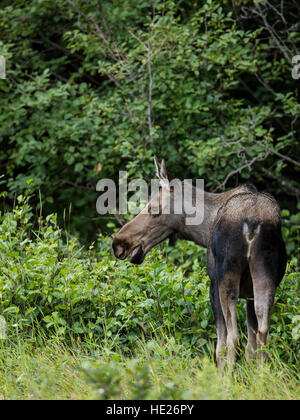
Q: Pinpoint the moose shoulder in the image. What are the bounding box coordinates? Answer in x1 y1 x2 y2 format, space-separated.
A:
112 158 287 370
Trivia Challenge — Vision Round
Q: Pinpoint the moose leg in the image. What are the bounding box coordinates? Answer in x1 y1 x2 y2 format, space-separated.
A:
250 261 276 365
210 284 227 371
219 274 240 368
246 299 258 359
253 285 275 365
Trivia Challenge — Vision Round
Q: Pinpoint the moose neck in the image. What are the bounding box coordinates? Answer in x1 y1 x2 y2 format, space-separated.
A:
176 186 248 248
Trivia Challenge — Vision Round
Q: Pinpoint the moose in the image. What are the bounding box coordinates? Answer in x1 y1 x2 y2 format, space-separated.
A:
112 158 287 369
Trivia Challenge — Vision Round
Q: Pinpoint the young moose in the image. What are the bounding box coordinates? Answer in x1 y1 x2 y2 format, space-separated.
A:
112 158 287 369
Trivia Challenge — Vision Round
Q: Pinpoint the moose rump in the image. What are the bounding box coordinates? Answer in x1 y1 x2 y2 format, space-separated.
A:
207 193 287 368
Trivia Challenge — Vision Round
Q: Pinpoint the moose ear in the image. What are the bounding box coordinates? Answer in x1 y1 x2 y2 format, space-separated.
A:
160 159 168 180
154 156 170 190
154 155 161 179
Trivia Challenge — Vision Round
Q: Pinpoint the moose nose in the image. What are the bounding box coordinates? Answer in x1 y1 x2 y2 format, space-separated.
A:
113 244 126 259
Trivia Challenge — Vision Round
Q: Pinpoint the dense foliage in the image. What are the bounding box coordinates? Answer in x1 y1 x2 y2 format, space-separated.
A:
0 0 299 241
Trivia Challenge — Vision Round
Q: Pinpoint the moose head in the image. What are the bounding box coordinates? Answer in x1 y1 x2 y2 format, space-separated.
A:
112 157 186 264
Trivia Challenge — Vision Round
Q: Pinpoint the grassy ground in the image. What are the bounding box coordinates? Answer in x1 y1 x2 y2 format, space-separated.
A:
0 336 299 400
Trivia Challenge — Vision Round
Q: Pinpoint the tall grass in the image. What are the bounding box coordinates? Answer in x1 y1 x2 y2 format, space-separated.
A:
0 335 299 400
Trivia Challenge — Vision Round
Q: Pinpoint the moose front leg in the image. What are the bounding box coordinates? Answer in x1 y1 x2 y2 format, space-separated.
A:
246 299 258 359
210 284 227 371
215 317 227 371
219 274 240 370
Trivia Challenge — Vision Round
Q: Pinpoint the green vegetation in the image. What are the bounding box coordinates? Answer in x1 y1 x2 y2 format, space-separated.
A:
0 194 299 399
0 0 299 400
0 0 299 240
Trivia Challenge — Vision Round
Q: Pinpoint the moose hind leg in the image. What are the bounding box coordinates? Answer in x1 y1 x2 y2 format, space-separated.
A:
249 228 286 366
254 286 275 365
250 263 276 365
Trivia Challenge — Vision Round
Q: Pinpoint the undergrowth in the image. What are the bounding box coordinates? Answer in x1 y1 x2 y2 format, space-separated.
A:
0 192 299 399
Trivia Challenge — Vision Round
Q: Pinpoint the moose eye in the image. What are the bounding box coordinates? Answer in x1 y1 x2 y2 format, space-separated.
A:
148 205 160 216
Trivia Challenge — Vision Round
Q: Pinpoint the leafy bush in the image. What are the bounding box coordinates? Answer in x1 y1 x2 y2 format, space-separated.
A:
0 195 214 351
281 205 300 256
